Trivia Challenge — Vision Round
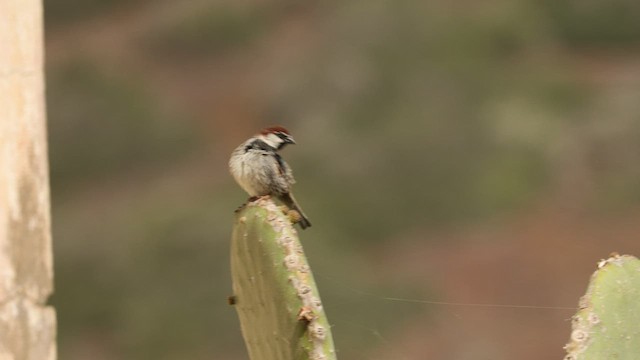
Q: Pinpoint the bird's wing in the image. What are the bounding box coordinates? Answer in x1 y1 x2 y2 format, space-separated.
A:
275 153 295 185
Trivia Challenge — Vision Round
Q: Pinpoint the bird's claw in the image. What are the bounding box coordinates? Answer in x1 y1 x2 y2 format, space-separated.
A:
250 195 271 203
234 195 271 213
234 203 248 213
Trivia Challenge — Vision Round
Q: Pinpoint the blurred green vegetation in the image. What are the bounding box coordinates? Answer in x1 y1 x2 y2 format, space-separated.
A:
542 0 640 48
47 60 199 193
142 2 313 60
45 0 640 359
143 6 272 59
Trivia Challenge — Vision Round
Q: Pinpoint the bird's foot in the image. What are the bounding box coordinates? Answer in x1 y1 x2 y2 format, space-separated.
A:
234 195 271 213
234 203 248 213
251 195 271 203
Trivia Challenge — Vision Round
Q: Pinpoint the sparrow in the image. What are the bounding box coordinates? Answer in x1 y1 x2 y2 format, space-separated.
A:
229 126 312 229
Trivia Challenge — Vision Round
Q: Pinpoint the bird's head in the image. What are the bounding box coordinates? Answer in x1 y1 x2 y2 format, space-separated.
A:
257 126 296 150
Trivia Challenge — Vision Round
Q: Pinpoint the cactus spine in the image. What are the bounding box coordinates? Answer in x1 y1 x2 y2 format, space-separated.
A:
564 254 640 360
230 197 336 360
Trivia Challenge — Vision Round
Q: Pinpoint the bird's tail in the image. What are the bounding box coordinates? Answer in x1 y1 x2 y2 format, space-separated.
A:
280 192 312 229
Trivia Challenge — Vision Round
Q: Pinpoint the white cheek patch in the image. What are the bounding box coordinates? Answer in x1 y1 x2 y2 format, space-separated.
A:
261 133 282 149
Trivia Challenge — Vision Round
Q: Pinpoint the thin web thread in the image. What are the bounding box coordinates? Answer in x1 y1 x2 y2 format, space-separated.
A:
379 296 576 310
318 274 577 311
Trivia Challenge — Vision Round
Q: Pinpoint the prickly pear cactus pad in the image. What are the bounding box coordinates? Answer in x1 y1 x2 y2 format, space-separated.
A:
230 197 336 360
564 254 640 360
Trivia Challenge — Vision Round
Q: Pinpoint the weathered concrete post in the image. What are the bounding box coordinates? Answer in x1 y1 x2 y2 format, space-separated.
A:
0 0 57 359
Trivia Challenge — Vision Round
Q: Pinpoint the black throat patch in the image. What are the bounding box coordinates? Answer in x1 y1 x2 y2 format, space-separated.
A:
244 139 274 153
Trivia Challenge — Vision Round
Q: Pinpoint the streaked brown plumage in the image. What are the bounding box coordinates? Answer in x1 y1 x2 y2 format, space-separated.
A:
229 126 311 229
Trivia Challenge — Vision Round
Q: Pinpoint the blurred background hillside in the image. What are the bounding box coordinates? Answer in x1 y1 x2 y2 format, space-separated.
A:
45 0 640 359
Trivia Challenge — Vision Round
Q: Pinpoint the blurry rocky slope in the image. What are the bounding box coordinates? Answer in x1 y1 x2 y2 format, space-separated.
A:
46 0 640 359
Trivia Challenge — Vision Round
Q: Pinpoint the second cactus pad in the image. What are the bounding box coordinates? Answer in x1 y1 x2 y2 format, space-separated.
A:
564 254 640 360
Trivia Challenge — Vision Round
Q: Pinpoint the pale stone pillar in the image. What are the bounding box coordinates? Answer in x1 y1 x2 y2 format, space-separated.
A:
0 0 57 359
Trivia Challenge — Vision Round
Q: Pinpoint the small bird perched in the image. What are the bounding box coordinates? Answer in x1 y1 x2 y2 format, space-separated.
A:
229 126 312 229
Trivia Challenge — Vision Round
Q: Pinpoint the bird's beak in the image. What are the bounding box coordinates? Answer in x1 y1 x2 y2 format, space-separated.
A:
285 135 296 145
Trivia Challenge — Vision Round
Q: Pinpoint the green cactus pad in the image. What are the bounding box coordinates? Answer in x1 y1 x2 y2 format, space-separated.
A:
564 254 640 360
230 197 336 360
